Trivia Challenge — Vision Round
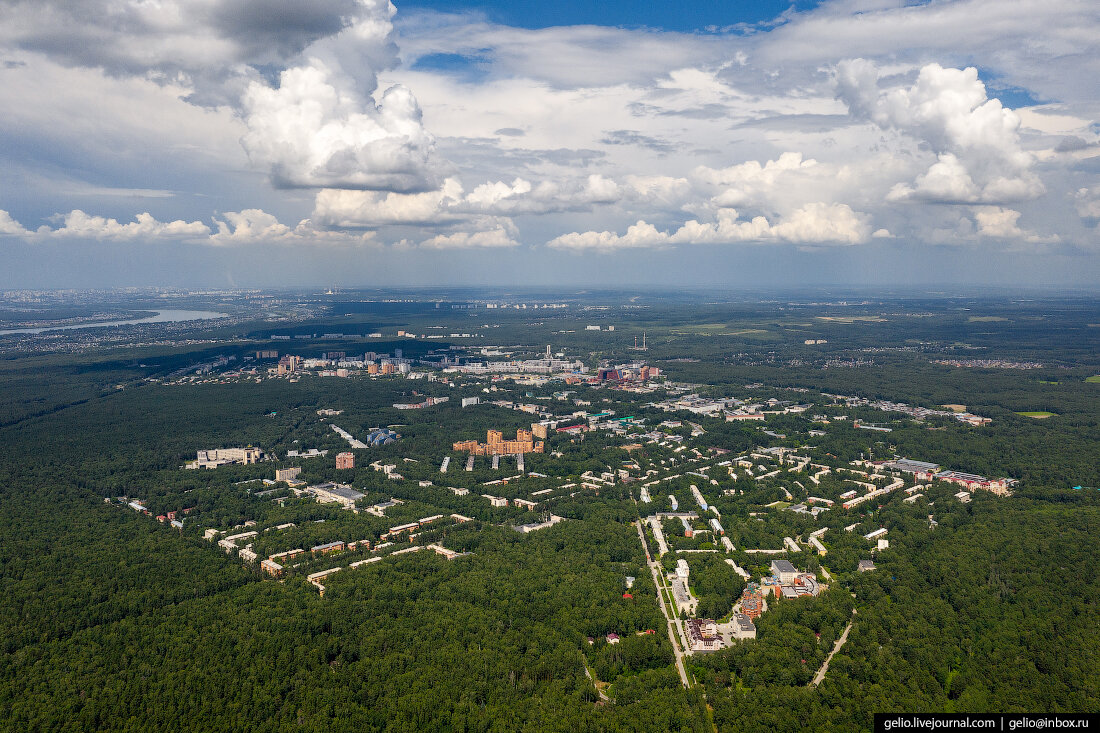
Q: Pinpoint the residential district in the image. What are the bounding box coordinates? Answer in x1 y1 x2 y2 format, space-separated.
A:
102 339 1020 690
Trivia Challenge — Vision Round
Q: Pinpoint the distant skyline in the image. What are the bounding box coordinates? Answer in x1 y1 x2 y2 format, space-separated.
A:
0 0 1098 288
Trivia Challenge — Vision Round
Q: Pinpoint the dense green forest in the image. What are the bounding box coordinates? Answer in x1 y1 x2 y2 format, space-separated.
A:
1 293 1098 731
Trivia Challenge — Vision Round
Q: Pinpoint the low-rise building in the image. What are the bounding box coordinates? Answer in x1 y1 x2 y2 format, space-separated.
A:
186 447 263 469
261 559 284 577
770 559 798 584
275 467 302 482
685 619 724 652
308 482 364 509
731 613 757 640
453 429 544 456
311 540 346 555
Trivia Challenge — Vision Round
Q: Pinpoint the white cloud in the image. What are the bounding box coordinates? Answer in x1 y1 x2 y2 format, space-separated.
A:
463 174 621 214
695 152 820 208
0 209 214 241
45 210 210 240
548 203 872 251
763 203 872 246
313 178 465 227
547 219 668 252
241 59 439 192
395 15 731 90
0 209 30 236
210 208 292 243
2 0 1098 273
973 206 1059 244
0 0 391 105
419 223 519 249
312 172 624 227
1075 187 1100 219
757 0 1100 107
209 208 378 246
0 206 378 246
837 60 1043 204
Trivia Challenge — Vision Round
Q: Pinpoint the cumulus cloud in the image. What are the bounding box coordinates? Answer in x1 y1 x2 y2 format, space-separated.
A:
464 174 621 214
972 207 1058 244
547 203 872 251
419 221 519 249
209 208 378 246
1075 187 1100 219
44 210 210 240
0 207 380 247
241 60 439 191
695 152 819 208
837 60 1043 205
547 220 669 252
0 209 30 236
312 173 623 227
210 209 293 243
0 0 387 105
1 0 443 195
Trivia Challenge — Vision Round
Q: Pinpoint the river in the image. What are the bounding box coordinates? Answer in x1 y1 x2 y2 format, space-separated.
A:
0 309 229 336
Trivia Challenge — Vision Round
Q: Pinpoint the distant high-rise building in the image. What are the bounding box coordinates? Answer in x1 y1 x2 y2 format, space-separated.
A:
335 452 355 470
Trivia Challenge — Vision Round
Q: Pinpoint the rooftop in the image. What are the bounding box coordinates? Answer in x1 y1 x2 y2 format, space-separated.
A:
771 559 797 573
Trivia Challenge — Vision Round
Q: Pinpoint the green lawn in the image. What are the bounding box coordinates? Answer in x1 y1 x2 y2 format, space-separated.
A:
1016 411 1057 418
1086 375 1100 383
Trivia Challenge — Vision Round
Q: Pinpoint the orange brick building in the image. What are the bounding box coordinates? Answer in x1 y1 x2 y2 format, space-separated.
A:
453 429 545 455
335 452 355 470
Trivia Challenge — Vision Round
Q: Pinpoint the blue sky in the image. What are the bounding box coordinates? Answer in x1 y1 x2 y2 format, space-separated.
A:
398 0 822 31
0 0 1097 289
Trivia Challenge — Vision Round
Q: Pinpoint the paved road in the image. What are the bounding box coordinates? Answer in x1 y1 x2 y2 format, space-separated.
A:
635 520 690 688
811 612 855 686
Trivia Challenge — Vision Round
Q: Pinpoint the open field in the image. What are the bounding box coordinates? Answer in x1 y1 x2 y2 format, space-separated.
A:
1017 411 1057 418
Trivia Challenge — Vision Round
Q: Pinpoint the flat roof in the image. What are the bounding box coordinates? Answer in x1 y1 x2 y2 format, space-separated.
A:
314 484 364 501
771 559 797 573
892 458 940 471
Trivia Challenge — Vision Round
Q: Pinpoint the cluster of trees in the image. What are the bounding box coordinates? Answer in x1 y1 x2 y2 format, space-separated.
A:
2 295 1099 730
